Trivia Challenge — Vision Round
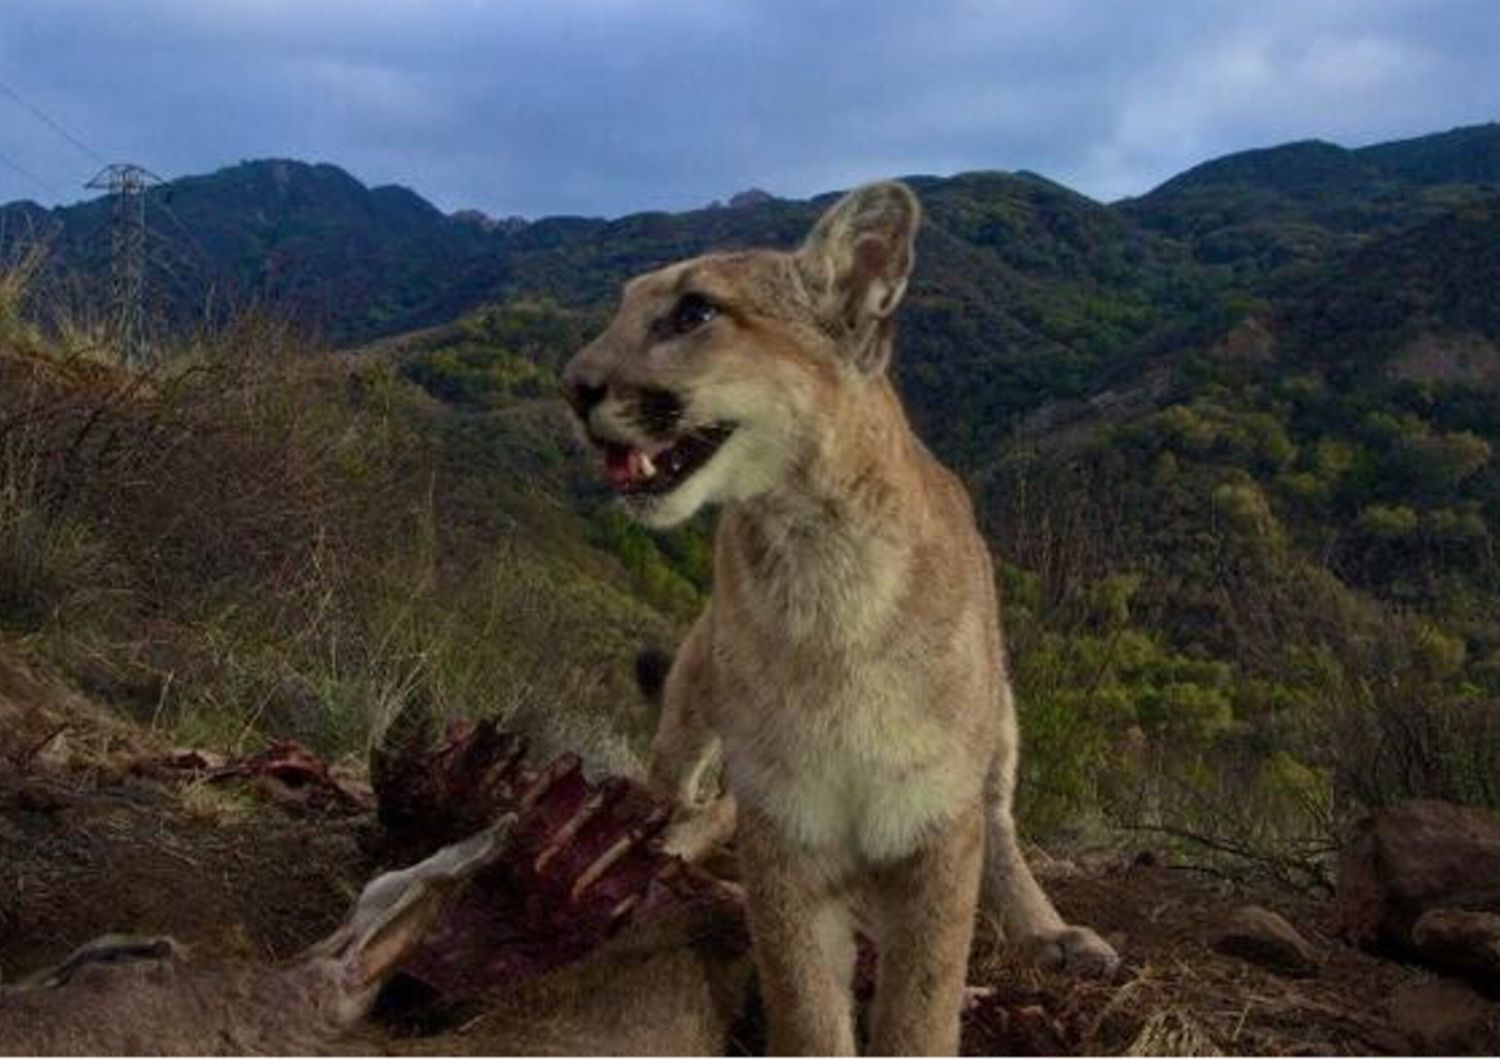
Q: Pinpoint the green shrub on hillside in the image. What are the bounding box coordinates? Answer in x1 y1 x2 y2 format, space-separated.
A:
586 507 706 617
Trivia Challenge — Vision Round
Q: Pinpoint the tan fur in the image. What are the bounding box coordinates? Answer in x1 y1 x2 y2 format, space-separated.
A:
564 182 1118 1055
404 899 753 1056
0 821 511 1055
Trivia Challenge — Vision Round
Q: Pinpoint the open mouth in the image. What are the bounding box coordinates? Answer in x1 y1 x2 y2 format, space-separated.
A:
601 424 735 497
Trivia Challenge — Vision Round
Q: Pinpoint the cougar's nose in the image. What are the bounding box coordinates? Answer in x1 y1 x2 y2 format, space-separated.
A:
568 380 607 419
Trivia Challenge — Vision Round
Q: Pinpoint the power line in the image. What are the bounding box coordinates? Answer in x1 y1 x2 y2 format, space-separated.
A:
0 80 203 364
0 144 62 198
0 79 107 165
86 163 162 368
156 194 213 270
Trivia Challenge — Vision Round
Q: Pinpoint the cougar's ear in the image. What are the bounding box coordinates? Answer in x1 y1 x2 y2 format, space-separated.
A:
796 181 920 372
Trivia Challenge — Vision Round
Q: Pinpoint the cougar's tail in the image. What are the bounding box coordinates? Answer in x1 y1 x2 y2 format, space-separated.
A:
634 648 673 709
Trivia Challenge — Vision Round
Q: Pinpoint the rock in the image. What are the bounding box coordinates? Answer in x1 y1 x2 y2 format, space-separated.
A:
1412 908 1500 993
1212 905 1318 977
1338 800 1500 952
1387 979 1500 1054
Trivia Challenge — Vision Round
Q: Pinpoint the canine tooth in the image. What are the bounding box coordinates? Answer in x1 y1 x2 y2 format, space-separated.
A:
639 453 657 478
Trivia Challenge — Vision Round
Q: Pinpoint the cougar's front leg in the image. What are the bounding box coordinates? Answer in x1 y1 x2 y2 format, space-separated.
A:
738 807 857 1056
982 682 1120 978
648 692 720 808
647 618 740 859
648 616 721 806
867 803 983 1056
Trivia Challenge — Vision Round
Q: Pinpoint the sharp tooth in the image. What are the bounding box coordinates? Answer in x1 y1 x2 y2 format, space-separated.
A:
639 453 658 478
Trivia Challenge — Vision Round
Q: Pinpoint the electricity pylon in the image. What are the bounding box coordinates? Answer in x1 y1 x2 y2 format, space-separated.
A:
85 163 161 368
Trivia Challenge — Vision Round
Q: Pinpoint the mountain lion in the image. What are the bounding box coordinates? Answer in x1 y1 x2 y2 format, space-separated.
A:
563 182 1118 1055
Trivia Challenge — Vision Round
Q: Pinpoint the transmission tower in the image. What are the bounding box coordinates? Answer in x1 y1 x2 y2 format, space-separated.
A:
85 163 161 368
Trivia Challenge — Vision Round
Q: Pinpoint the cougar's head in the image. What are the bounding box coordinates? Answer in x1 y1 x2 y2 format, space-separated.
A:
562 182 920 528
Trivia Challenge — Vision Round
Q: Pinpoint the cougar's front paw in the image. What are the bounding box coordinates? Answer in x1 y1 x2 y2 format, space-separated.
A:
659 794 738 864
1025 925 1120 979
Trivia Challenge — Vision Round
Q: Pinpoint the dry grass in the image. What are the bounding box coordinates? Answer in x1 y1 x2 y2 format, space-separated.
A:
0 242 48 356
0 293 674 770
177 776 255 824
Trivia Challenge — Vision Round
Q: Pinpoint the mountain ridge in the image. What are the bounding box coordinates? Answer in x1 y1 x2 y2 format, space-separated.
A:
1136 122 1500 199
2 122 1496 347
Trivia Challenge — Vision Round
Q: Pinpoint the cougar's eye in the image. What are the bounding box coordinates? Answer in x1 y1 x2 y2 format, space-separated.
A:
655 293 718 338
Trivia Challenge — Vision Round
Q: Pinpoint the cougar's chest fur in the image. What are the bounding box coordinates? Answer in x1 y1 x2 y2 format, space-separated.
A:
706 497 995 866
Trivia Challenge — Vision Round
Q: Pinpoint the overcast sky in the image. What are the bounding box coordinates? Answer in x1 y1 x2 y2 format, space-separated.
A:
1 0 1498 218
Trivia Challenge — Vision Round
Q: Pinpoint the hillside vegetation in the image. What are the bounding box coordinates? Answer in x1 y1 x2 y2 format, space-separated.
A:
3 122 1499 882
0 304 699 777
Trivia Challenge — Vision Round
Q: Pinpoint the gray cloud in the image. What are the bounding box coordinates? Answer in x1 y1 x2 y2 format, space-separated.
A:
1 0 1498 218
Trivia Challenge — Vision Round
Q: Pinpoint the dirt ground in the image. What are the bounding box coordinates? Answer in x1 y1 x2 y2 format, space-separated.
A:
0 642 1490 1056
995 864 1420 1055
0 643 364 975
0 770 365 976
